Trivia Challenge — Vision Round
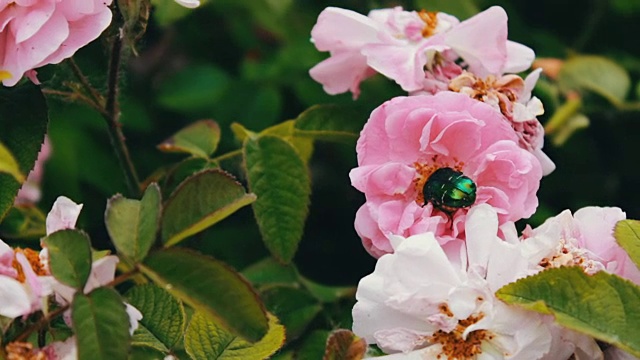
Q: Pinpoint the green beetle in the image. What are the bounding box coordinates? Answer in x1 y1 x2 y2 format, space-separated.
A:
422 167 477 213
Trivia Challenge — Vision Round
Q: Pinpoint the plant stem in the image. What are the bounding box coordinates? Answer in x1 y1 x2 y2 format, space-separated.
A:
104 24 141 197
14 305 69 343
67 58 104 107
211 149 243 163
42 88 108 117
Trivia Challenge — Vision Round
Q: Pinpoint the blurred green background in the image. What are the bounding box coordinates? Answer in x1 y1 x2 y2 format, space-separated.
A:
34 0 640 288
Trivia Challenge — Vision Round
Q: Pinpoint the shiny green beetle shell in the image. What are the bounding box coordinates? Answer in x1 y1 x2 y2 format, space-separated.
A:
422 167 477 213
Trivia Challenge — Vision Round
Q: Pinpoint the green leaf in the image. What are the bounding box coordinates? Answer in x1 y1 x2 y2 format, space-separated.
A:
157 64 229 113
262 120 314 164
157 120 221 158
139 248 268 343
106 184 161 263
244 135 310 263
261 285 321 341
0 205 46 239
161 157 218 198
184 312 285 360
0 141 24 182
72 287 132 360
323 329 367 360
126 284 186 350
614 220 640 272
496 267 640 357
43 229 92 290
293 104 369 143
242 257 298 286
558 55 631 106
129 344 169 360
131 325 170 353
0 82 48 221
161 169 256 246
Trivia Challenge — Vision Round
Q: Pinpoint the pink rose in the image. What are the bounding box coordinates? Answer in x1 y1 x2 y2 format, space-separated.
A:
350 92 542 257
0 0 113 86
309 6 534 97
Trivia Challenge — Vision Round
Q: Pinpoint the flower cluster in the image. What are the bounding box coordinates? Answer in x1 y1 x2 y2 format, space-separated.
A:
310 5 639 359
0 196 141 359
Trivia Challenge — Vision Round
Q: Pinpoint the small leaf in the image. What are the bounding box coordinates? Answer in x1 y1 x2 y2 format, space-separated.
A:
293 104 370 142
558 55 631 106
139 248 268 342
261 285 321 341
0 82 48 221
244 135 310 263
72 287 132 360
0 141 24 182
497 267 640 357
43 229 92 290
184 312 285 360
614 220 640 272
230 122 256 143
323 329 367 360
157 120 221 158
126 284 186 350
161 169 256 246
106 184 161 263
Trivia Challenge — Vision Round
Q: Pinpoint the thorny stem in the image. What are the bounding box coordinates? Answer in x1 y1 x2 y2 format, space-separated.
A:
67 58 104 107
66 4 141 197
104 21 141 197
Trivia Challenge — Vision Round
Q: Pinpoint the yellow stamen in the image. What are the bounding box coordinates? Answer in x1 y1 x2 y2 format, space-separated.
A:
419 10 439 38
0 70 12 81
12 248 47 283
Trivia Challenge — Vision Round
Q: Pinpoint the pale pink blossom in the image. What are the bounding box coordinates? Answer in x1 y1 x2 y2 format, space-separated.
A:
0 0 113 86
174 0 199 8
43 336 77 360
0 241 54 318
350 92 542 257
520 206 640 285
310 6 534 96
15 136 51 205
353 205 552 359
45 195 83 235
